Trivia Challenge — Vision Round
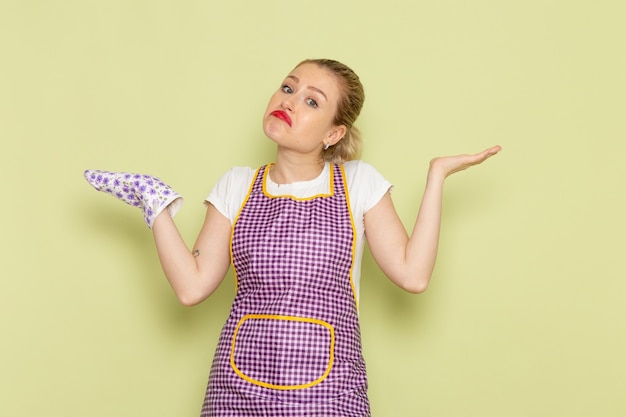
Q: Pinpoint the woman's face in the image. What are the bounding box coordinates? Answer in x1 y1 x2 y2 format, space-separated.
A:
263 63 346 155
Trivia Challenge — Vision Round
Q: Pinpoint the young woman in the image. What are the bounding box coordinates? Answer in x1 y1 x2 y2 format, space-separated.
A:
85 58 501 416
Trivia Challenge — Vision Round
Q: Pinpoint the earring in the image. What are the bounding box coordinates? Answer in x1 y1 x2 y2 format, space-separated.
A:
323 143 331 150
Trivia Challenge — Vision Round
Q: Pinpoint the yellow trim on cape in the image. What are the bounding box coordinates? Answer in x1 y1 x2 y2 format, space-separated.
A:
229 166 262 292
261 163 335 200
339 164 360 310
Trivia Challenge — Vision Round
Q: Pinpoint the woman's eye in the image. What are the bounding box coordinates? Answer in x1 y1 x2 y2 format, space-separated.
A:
306 98 318 108
281 85 293 94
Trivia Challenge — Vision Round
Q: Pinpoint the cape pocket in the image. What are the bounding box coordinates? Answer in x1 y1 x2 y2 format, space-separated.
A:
230 314 335 390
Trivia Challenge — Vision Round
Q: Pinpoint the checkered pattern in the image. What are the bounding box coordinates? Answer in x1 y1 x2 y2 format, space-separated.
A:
201 164 370 416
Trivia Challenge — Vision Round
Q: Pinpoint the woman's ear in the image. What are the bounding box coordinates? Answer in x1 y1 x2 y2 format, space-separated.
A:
326 125 347 146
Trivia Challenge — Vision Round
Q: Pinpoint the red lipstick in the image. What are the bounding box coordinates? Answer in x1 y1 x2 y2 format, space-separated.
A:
270 110 292 127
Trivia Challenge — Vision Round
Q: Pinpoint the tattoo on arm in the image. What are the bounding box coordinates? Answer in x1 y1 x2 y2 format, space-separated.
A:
192 249 200 258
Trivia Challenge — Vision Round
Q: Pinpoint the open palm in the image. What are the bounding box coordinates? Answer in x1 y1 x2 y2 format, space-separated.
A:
430 145 502 178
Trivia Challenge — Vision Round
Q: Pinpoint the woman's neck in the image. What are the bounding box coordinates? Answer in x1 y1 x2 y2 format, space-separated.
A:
270 151 325 185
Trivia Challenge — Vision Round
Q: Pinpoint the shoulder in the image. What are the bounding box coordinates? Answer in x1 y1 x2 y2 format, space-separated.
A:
206 166 260 223
214 166 258 189
341 160 387 183
220 165 258 180
341 160 393 213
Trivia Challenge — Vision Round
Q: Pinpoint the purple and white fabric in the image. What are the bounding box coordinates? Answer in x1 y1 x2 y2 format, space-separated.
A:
202 164 370 417
83 170 182 228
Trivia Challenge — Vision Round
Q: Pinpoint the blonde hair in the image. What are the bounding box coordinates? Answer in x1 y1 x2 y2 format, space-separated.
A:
296 59 365 163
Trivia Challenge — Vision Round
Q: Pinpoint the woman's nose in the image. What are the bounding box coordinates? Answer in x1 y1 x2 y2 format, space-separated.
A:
281 97 294 111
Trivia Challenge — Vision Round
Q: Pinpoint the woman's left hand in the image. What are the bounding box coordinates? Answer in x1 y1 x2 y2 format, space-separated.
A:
429 145 502 179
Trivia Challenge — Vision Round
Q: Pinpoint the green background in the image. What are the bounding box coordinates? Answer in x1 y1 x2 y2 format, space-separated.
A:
2 1 625 416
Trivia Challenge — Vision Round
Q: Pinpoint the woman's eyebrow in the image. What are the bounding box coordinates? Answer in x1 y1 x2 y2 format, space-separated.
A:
308 86 328 101
286 75 328 101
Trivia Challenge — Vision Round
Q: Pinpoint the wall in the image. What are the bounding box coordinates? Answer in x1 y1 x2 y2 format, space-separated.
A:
1 1 625 416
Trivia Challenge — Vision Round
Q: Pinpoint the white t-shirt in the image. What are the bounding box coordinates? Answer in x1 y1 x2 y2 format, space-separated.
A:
205 160 392 302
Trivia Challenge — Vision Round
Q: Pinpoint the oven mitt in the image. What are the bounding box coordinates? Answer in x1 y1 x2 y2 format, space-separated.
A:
83 170 183 229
